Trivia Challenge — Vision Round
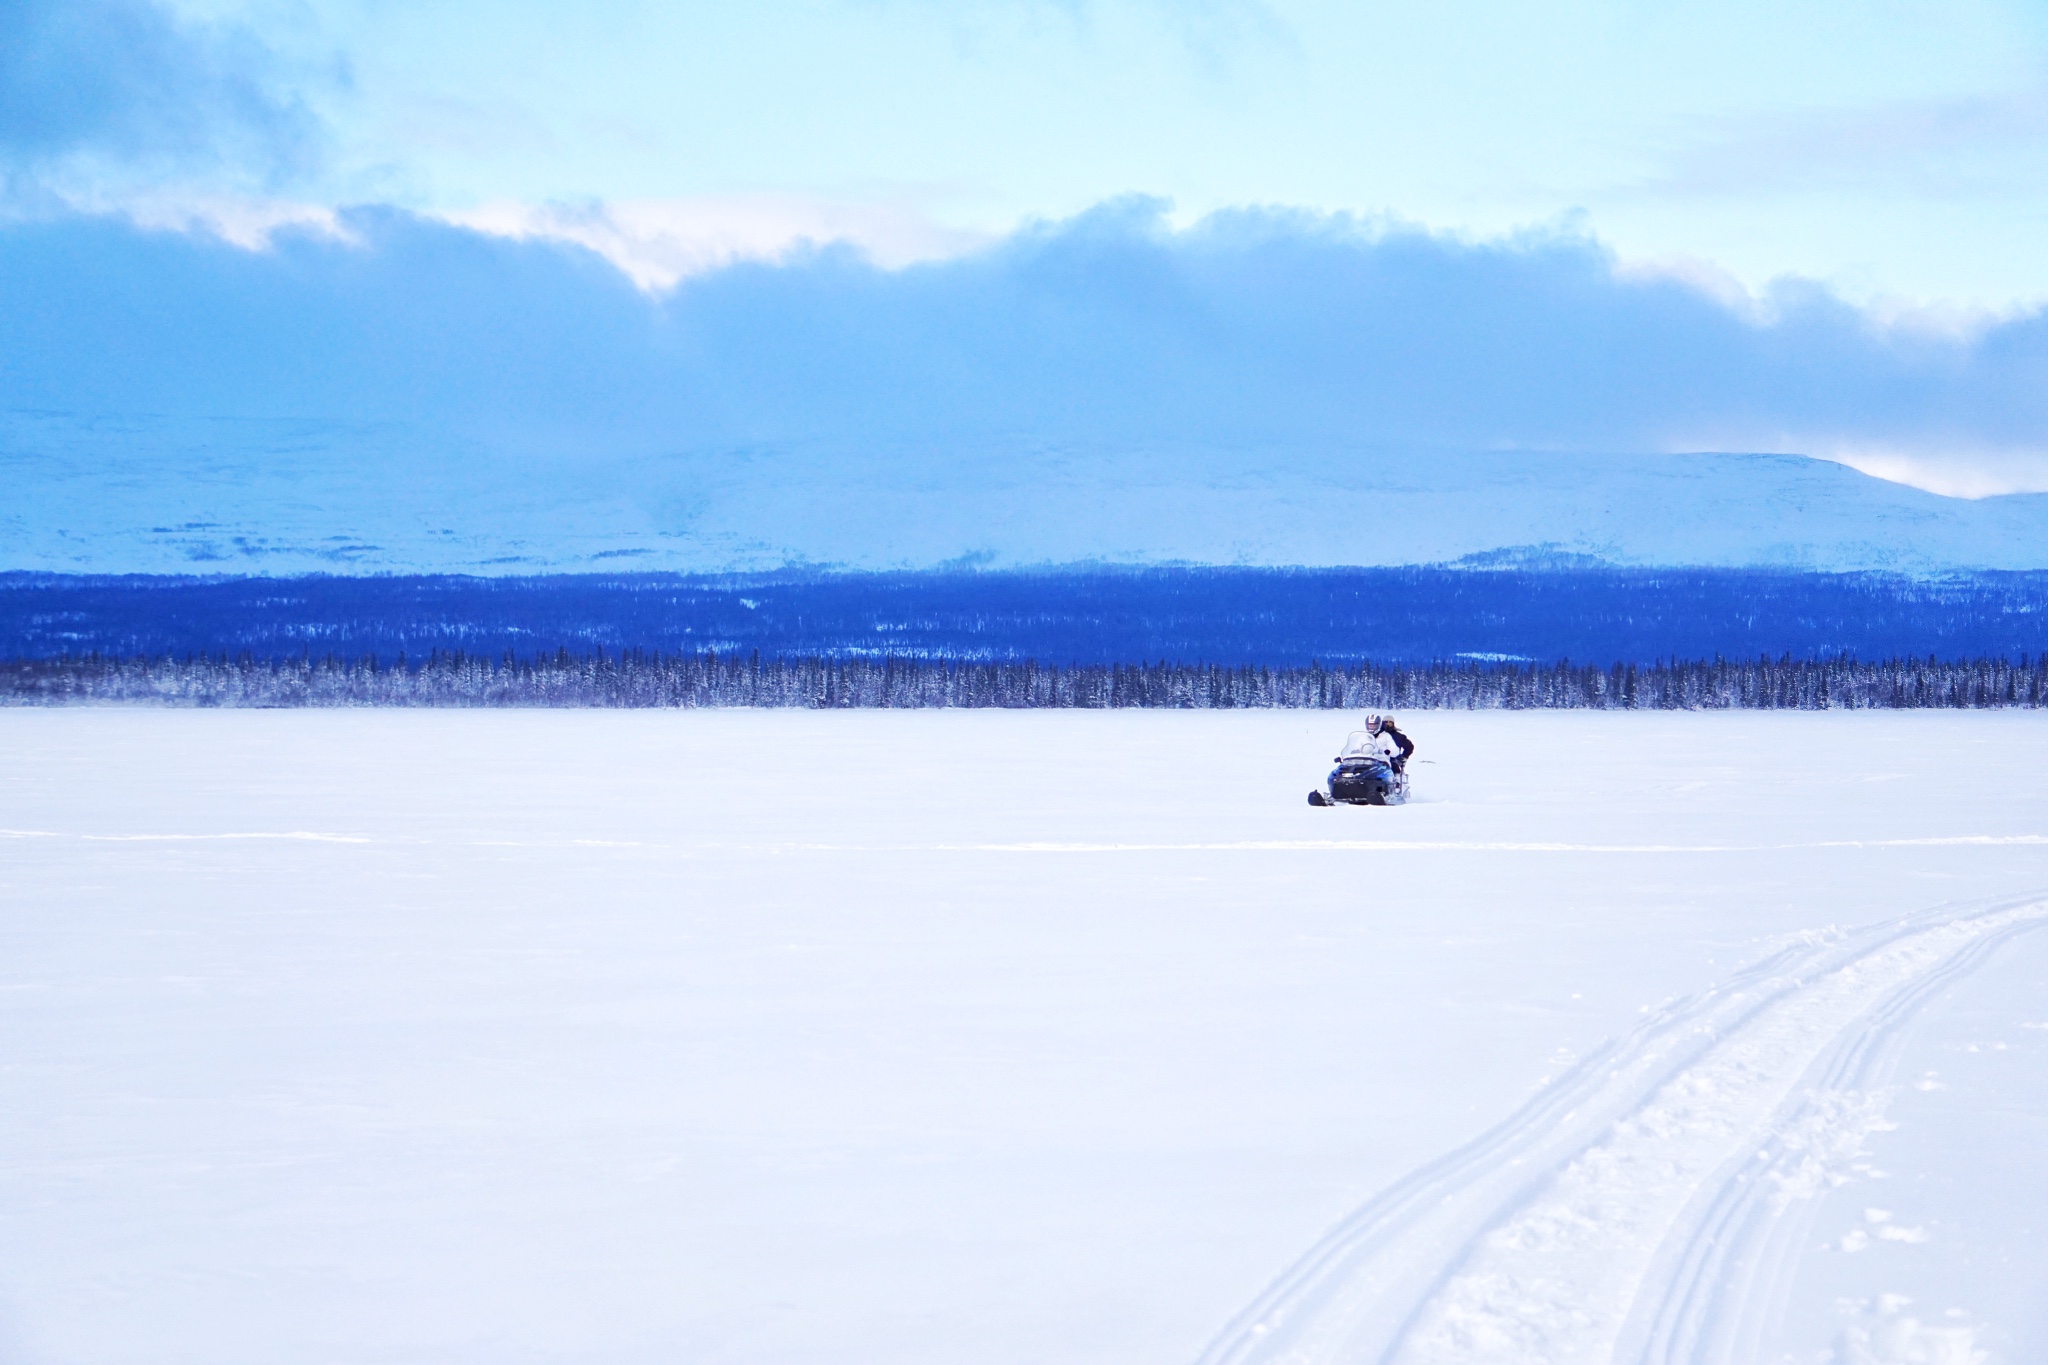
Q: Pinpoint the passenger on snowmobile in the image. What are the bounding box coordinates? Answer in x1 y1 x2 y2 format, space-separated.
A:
1363 713 1415 773
1309 717 1415 806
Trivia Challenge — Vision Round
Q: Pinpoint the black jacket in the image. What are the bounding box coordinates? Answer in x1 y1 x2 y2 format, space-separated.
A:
1378 721 1415 766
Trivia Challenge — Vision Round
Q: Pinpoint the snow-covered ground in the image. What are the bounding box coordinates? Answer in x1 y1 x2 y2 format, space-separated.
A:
1 710 2044 1365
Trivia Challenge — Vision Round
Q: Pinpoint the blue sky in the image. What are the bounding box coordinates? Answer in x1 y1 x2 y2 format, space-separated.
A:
5 0 2048 498
13 0 2048 305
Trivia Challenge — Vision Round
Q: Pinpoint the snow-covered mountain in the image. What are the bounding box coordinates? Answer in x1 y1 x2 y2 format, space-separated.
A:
6 409 2048 573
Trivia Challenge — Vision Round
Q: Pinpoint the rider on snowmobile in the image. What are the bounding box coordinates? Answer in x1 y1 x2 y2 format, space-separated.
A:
1363 714 1415 773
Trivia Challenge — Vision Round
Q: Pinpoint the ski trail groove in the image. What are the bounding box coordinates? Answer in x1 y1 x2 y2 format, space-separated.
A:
1622 920 2037 1365
1196 894 2048 1365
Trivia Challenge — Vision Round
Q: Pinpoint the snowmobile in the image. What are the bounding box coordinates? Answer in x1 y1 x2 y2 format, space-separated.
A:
1307 730 1410 807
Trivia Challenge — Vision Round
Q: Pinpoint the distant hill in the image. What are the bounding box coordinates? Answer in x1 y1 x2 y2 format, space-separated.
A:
6 410 2048 574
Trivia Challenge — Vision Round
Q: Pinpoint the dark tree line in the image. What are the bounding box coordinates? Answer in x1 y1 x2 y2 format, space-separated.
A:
12 566 2048 666
2 650 2044 709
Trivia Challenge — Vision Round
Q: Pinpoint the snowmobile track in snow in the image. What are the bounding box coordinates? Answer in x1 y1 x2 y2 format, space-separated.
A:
1196 893 2048 1365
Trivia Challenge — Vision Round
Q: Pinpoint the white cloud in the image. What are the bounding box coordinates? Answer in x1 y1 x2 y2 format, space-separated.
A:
1662 427 2048 499
1612 251 1764 319
102 188 348 247
437 194 993 291
1818 442 2048 499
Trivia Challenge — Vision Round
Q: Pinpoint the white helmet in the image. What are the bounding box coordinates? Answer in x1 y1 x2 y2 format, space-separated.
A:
1364 713 1385 734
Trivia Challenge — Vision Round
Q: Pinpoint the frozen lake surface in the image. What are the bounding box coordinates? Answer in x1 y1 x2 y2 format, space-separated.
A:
2 710 2045 1364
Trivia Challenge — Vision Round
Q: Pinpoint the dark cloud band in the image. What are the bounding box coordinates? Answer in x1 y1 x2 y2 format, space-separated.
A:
0 0 320 183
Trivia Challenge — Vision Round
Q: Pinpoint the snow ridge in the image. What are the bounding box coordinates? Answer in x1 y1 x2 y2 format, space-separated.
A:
1196 895 2048 1365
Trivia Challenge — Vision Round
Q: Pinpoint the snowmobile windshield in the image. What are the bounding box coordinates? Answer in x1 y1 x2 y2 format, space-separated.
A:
1337 731 1382 761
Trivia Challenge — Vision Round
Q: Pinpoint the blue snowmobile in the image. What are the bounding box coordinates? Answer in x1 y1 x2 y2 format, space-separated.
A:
1307 718 1413 807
